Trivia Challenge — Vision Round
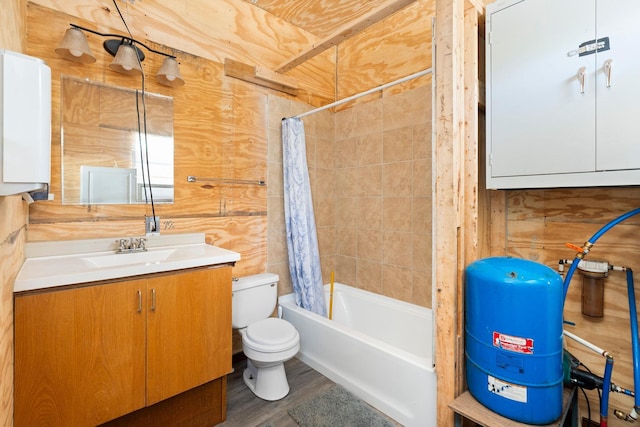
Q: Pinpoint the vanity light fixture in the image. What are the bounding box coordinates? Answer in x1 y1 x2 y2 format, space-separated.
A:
56 23 185 87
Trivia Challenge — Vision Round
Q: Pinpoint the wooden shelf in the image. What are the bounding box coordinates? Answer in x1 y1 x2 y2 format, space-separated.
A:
449 387 577 427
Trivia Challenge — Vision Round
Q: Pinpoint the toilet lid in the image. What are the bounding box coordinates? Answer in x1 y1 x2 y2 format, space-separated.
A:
246 318 298 346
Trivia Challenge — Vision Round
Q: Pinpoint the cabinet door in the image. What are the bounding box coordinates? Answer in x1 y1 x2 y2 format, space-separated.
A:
14 280 146 427
487 0 596 179
595 0 640 171
146 267 232 405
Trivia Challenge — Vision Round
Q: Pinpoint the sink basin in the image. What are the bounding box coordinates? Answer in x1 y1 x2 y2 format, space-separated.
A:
16 234 242 292
82 249 176 268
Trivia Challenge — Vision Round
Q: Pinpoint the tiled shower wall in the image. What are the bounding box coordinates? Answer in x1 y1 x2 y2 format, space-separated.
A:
267 84 432 308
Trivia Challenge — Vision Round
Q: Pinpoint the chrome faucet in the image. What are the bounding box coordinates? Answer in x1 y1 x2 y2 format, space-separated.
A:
116 237 147 253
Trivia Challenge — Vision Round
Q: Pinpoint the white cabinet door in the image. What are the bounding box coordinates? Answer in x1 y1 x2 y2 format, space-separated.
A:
488 0 596 179
595 0 640 171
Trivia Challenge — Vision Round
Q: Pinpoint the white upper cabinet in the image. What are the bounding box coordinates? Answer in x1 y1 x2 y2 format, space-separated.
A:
0 50 51 196
486 0 640 189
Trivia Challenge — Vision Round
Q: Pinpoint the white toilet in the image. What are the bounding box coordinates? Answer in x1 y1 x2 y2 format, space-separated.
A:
232 273 300 401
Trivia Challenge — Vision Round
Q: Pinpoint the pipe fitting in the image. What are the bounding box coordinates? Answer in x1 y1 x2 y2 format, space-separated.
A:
614 409 636 422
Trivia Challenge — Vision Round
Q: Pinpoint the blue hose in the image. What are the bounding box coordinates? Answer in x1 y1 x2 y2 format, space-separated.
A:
560 208 640 422
627 269 640 410
562 207 640 302
601 355 614 427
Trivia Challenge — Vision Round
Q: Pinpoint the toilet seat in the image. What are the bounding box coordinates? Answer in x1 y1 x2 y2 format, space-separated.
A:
243 318 299 353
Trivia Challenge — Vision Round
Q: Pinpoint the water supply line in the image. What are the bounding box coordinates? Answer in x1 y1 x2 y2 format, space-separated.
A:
563 330 614 426
561 207 640 424
562 207 640 303
624 268 640 423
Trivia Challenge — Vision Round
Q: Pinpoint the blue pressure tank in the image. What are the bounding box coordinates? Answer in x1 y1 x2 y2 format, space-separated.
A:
465 257 564 424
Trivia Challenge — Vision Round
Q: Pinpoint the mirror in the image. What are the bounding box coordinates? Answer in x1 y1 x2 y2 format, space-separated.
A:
61 76 174 204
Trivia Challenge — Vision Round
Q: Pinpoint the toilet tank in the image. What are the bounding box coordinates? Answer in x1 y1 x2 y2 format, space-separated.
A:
232 273 279 329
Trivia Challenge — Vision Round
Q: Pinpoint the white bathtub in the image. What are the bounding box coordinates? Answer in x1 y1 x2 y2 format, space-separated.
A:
278 283 436 427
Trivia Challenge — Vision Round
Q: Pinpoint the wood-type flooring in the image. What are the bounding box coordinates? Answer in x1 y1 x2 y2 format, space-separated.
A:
217 355 400 426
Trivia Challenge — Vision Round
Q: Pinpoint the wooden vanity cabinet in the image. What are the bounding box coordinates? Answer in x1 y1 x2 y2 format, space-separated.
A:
146 266 232 405
14 265 232 427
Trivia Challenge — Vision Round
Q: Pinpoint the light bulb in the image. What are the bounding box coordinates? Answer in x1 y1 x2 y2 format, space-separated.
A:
165 74 176 81
69 49 83 57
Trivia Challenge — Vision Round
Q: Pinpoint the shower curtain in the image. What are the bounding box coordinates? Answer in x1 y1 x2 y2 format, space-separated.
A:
281 118 327 316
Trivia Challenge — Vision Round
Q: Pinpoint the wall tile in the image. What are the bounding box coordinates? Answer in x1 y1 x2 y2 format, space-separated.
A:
336 136 358 168
357 229 383 262
413 159 432 197
356 98 383 136
383 126 413 163
358 197 383 230
316 137 335 169
413 197 432 234
383 230 413 268
412 269 433 307
316 110 335 140
382 264 413 302
336 197 359 228
335 108 357 140
413 122 432 159
413 233 432 272
383 161 412 197
317 226 337 260
337 227 357 257
383 197 412 231
357 133 383 166
315 168 336 199
336 255 357 285
357 259 382 293
357 164 382 197
268 84 432 309
336 168 359 197
314 196 335 227
383 90 417 131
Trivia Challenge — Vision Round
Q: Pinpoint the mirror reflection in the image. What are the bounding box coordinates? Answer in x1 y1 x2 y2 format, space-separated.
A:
61 76 174 204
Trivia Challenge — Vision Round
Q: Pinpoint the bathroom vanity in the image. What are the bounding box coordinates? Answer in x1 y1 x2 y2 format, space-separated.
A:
13 233 240 427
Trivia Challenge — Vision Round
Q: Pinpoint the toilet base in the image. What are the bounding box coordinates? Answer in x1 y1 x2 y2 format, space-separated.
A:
243 359 290 401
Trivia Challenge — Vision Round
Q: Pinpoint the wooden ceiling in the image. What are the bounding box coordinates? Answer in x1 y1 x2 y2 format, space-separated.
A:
242 0 401 38
243 0 421 72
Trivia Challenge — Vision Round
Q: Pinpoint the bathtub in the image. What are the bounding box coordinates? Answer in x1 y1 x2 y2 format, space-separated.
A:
278 283 436 427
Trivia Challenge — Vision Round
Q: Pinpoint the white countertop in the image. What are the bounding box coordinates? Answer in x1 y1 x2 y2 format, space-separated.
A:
14 233 241 293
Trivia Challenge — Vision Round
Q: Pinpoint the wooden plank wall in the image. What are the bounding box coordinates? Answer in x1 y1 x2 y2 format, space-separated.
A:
24 3 280 276
30 0 336 107
337 0 435 101
0 0 27 424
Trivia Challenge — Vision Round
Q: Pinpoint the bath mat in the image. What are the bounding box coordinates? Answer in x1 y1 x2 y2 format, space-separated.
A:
288 384 395 427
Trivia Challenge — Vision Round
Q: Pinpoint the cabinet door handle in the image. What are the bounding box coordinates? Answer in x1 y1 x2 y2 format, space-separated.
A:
604 59 613 88
578 67 586 94
150 288 156 311
137 290 142 313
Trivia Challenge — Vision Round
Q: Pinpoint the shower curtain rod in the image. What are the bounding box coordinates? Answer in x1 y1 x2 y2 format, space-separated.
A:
291 67 432 119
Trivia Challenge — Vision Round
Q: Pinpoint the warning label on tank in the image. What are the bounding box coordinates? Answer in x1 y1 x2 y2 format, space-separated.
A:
493 331 533 354
487 375 527 403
